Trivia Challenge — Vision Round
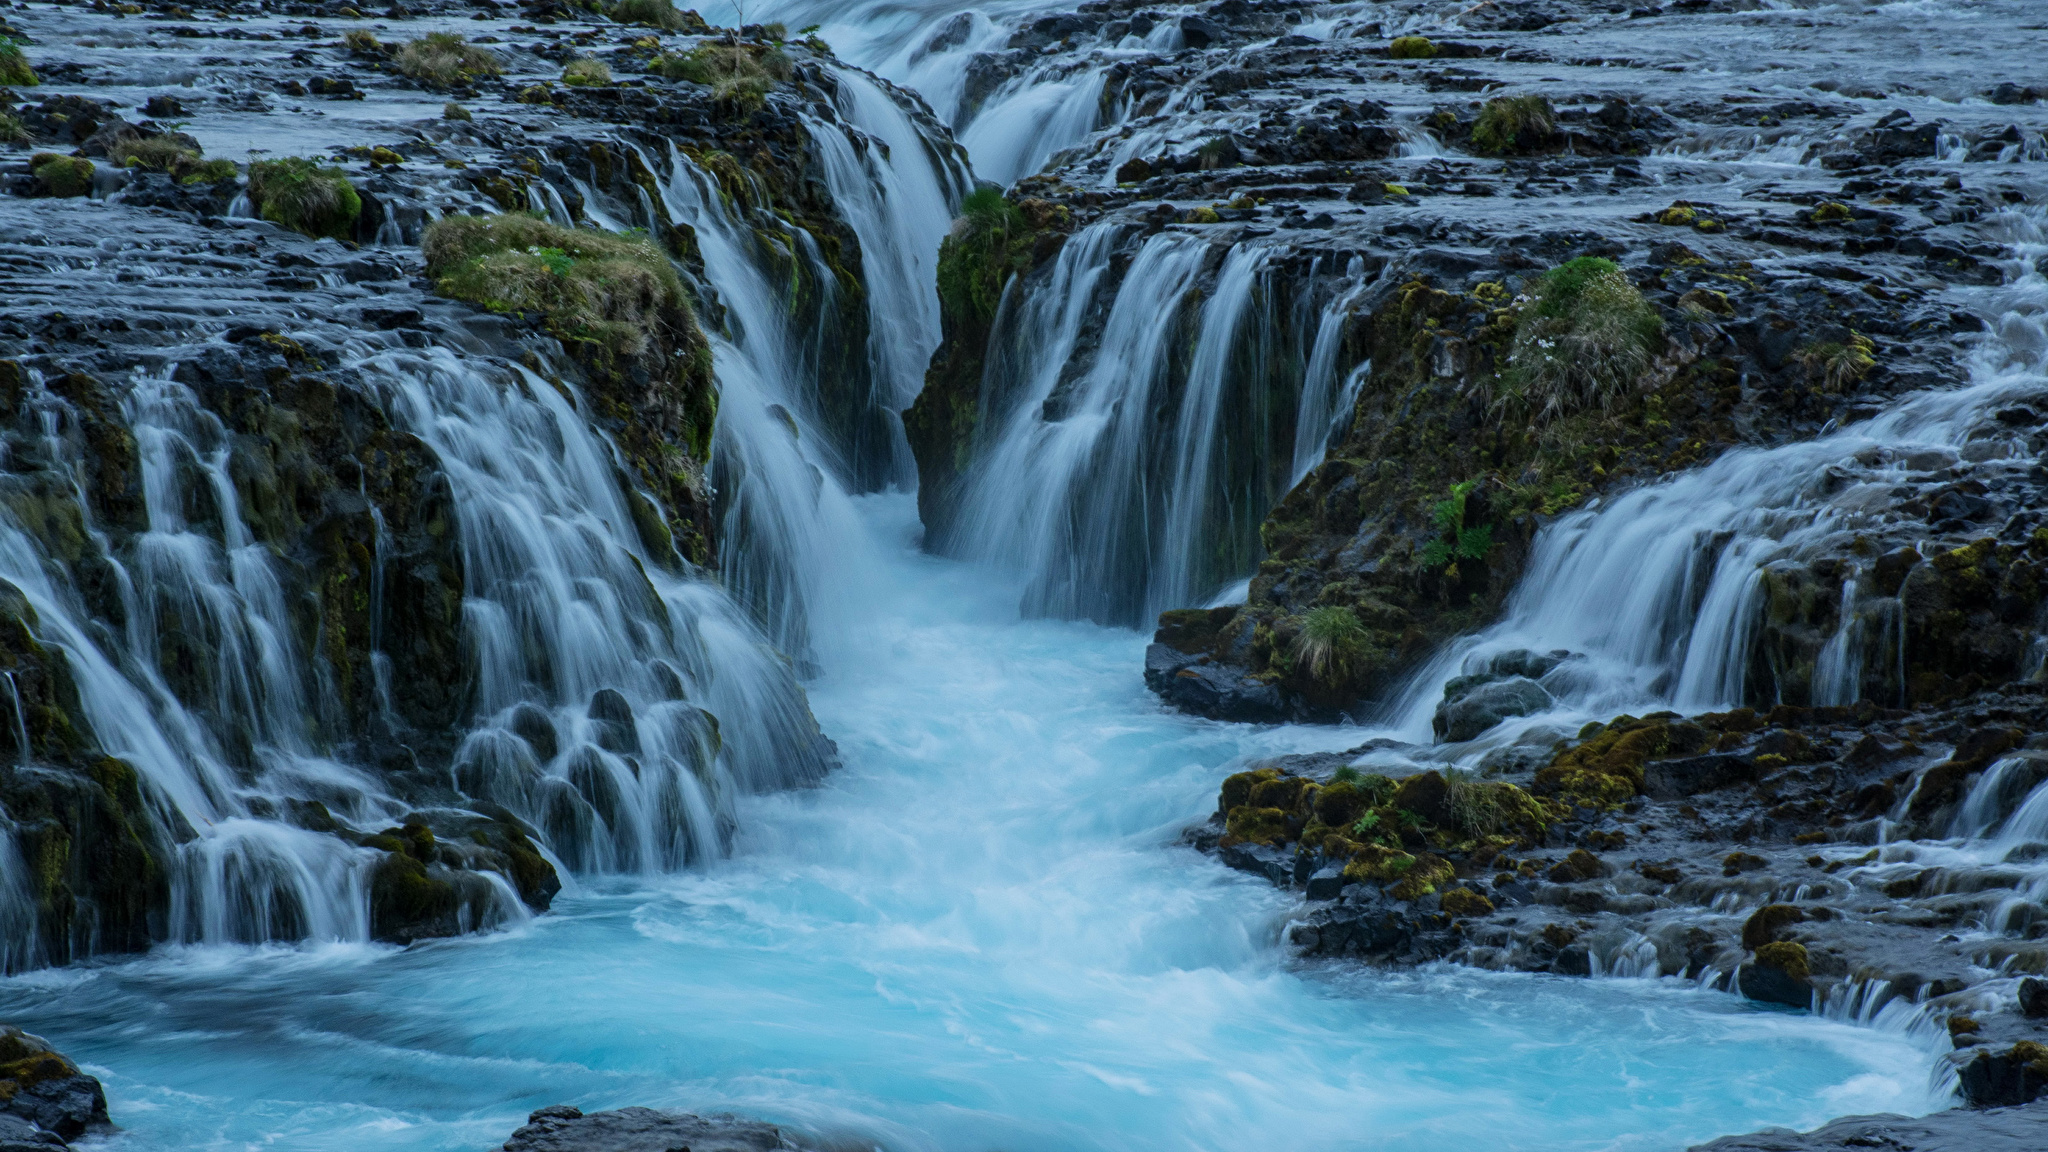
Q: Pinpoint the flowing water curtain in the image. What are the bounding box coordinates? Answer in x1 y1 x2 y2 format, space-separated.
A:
1392 212 2048 733
957 228 1362 627
802 68 972 491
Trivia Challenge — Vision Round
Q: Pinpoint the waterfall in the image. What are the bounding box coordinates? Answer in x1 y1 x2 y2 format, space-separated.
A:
1391 208 2048 733
955 227 1356 627
0 306 836 957
801 68 973 490
756 0 1147 185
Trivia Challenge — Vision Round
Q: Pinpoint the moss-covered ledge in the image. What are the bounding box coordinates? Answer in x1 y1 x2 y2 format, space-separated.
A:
903 190 1072 549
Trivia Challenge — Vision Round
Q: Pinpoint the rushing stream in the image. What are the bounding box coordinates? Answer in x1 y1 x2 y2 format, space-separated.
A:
0 497 1942 1152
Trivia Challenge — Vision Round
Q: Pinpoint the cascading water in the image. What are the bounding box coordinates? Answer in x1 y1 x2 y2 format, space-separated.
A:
1387 207 2048 739
953 224 1357 626
800 70 974 490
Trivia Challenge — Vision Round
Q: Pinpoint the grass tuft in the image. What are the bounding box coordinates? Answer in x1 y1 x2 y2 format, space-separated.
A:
562 58 611 87
395 32 503 87
1291 605 1369 687
1471 94 1557 155
248 157 361 239
0 37 39 87
647 41 789 113
1502 256 1663 421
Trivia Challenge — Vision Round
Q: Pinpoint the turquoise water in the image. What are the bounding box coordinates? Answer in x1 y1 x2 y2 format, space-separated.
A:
2 498 1940 1152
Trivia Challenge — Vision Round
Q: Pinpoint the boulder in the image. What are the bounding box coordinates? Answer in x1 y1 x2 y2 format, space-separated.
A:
1433 674 1553 742
502 1106 814 1152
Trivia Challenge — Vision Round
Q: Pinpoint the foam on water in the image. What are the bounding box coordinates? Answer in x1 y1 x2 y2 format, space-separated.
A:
0 498 1946 1152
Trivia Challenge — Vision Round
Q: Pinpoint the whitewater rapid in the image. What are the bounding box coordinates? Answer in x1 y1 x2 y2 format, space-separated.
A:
0 497 1942 1152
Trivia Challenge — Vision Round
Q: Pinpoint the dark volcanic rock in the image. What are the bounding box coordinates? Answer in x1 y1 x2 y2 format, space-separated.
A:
1686 1102 2048 1152
0 1026 111 1146
501 1106 817 1152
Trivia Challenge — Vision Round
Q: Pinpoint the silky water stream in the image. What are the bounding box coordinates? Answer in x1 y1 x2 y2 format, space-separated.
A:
0 494 1941 1152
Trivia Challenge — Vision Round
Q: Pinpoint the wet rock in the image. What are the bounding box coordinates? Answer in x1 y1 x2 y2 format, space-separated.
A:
1687 1101 2048 1151
501 1105 818 1151
1433 674 1553 742
1737 942 1813 1008
1143 644 1286 722
0 1026 110 1144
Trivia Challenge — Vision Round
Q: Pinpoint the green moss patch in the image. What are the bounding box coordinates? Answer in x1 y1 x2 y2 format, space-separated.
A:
248 157 361 239
29 153 92 198
108 135 238 185
1387 35 1436 59
1472 94 1558 155
0 37 38 87
648 41 791 113
610 0 709 32
423 213 688 359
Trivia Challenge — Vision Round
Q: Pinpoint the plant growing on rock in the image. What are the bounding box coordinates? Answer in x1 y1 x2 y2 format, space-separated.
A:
29 153 92 197
610 0 708 32
1471 94 1558 154
396 32 503 88
1387 35 1436 59
1502 256 1663 421
562 57 612 86
1290 605 1369 686
1417 479 1493 573
0 37 38 86
422 213 689 359
108 135 237 184
648 41 789 112
0 111 27 144
247 157 362 239
1798 332 1876 390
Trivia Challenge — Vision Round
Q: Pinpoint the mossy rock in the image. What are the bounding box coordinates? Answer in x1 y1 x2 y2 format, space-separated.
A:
1222 805 1289 846
1440 886 1495 917
29 153 92 198
1535 714 1709 808
247 157 362 239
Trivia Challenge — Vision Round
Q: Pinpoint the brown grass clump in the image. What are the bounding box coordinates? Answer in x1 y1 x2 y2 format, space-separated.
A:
396 32 503 87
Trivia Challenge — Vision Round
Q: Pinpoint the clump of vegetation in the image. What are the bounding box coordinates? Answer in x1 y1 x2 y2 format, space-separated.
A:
1417 479 1492 573
1387 35 1436 59
109 135 238 184
1471 93 1557 154
247 157 362 239
1655 204 1696 226
1441 771 1550 839
648 41 790 112
30 153 92 197
1534 713 1711 809
1810 201 1853 224
1290 606 1369 687
0 111 28 143
609 0 707 32
936 187 1036 324
444 102 472 121
422 213 687 358
1798 332 1876 390
0 37 39 86
395 32 503 87
562 57 612 86
1502 256 1663 421
343 28 382 53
